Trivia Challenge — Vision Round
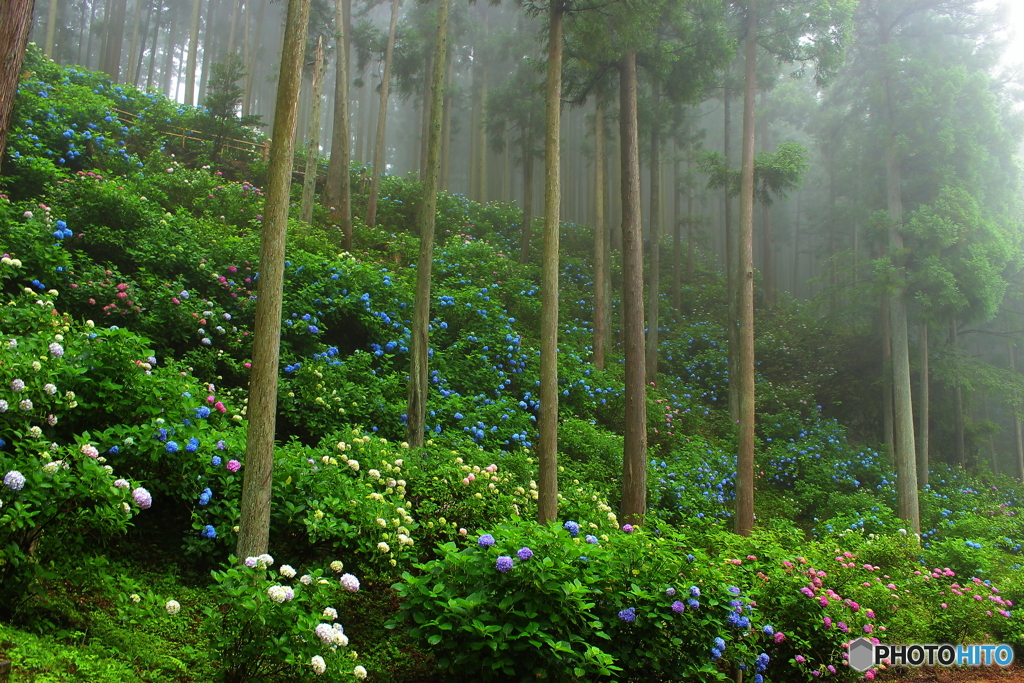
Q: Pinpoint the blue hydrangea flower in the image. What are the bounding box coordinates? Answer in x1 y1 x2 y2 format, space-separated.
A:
108 445 119 454
211 455 222 466
618 607 636 623
714 637 726 651
496 556 513 572
517 547 533 561
478 534 495 547
201 525 217 538
563 520 580 537
199 488 212 505
710 648 722 660
690 585 701 598
671 601 685 613
687 598 700 610
185 437 200 452
762 625 774 636
195 406 211 419
585 535 598 544
156 428 168 441
165 441 179 453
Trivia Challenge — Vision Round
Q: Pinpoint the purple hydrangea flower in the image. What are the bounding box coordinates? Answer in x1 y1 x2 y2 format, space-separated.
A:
622 524 634 533
585 534 598 544
496 556 513 573
226 459 241 472
517 547 533 561
763 625 774 636
666 587 676 597
690 585 701 598
687 598 700 610
563 520 580 537
132 487 152 509
478 534 495 547
671 601 685 613
48 342 64 357
618 607 636 623
4 470 26 491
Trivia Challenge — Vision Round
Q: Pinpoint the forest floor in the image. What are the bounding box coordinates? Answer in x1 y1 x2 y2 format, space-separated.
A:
879 663 1024 681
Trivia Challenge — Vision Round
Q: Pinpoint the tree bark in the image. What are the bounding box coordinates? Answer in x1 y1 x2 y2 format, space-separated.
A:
405 0 448 447
145 0 162 90
881 295 894 459
439 45 453 191
235 0 311 560
619 52 647 526
734 0 757 537
519 140 534 264
1010 339 1024 482
198 0 217 103
646 81 660 383
537 0 562 525
593 101 607 371
672 147 681 314
184 0 202 104
242 0 265 116
724 79 739 424
102 0 128 79
687 153 695 280
325 0 352 250
0 0 34 160
300 36 325 223
44 0 58 57
951 319 965 468
365 0 400 227
917 322 929 487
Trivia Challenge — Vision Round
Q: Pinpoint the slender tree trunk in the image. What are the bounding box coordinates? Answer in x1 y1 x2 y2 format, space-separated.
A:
161 4 177 97
724 81 739 423
365 0 400 227
145 0 161 89
881 295 894 459
235 0 311 560
537 0 562 525
300 36 325 223
103 0 128 79
593 101 607 371
325 0 352 250
126 0 143 83
405 0 449 446
242 0 265 116
520 142 534 264
646 82 660 383
0 0 34 160
439 46 453 191
917 322 929 487
227 0 239 55
672 149 681 314
619 51 647 526
687 153 694 279
734 0 757 537
1010 340 1024 482
198 0 217 103
886 120 920 531
475 41 488 202
951 319 965 468
418 52 432 180
184 0 202 104
86 0 100 70
131 0 154 86
44 0 58 56
77 0 88 65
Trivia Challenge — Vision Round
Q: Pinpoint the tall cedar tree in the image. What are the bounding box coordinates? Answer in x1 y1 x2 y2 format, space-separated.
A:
365 0 401 227
405 0 449 447
235 0 312 560
300 36 326 223
326 0 353 250
537 0 564 524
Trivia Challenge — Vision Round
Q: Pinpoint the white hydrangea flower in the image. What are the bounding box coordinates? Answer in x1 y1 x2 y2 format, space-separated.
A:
279 564 296 579
267 585 288 603
165 600 181 615
330 560 343 572
322 607 338 620
310 655 326 675
354 665 368 679
340 573 360 592
300 575 313 585
256 553 274 568
315 623 335 646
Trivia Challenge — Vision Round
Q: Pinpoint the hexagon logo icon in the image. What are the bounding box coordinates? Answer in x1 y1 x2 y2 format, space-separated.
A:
848 638 875 672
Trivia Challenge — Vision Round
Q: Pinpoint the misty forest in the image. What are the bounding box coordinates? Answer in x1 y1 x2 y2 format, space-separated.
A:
2 0 1024 680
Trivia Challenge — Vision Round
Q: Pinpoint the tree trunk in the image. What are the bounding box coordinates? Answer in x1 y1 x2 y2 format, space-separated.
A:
672 148 681 314
44 0 58 57
102 0 128 79
86 0 100 70
242 0 265 116
519 142 534 264
724 80 738 424
125 0 143 83
646 81 660 383
405 0 448 447
887 123 920 532
537 0 562 525
198 0 217 103
951 319 965 468
619 51 647 526
365 0 399 227
145 0 162 90
418 52 432 180
687 153 694 280
234 0 311 561
227 0 240 55
881 295 894 459
0 0 34 160
1010 340 1024 482
439 45 453 191
300 36 325 223
184 0 202 105
131 0 154 86
734 0 757 538
325 0 352 250
475 42 488 202
593 101 607 371
917 322 929 487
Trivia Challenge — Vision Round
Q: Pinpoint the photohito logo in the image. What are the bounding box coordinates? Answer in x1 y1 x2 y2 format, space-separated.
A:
847 638 1014 672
